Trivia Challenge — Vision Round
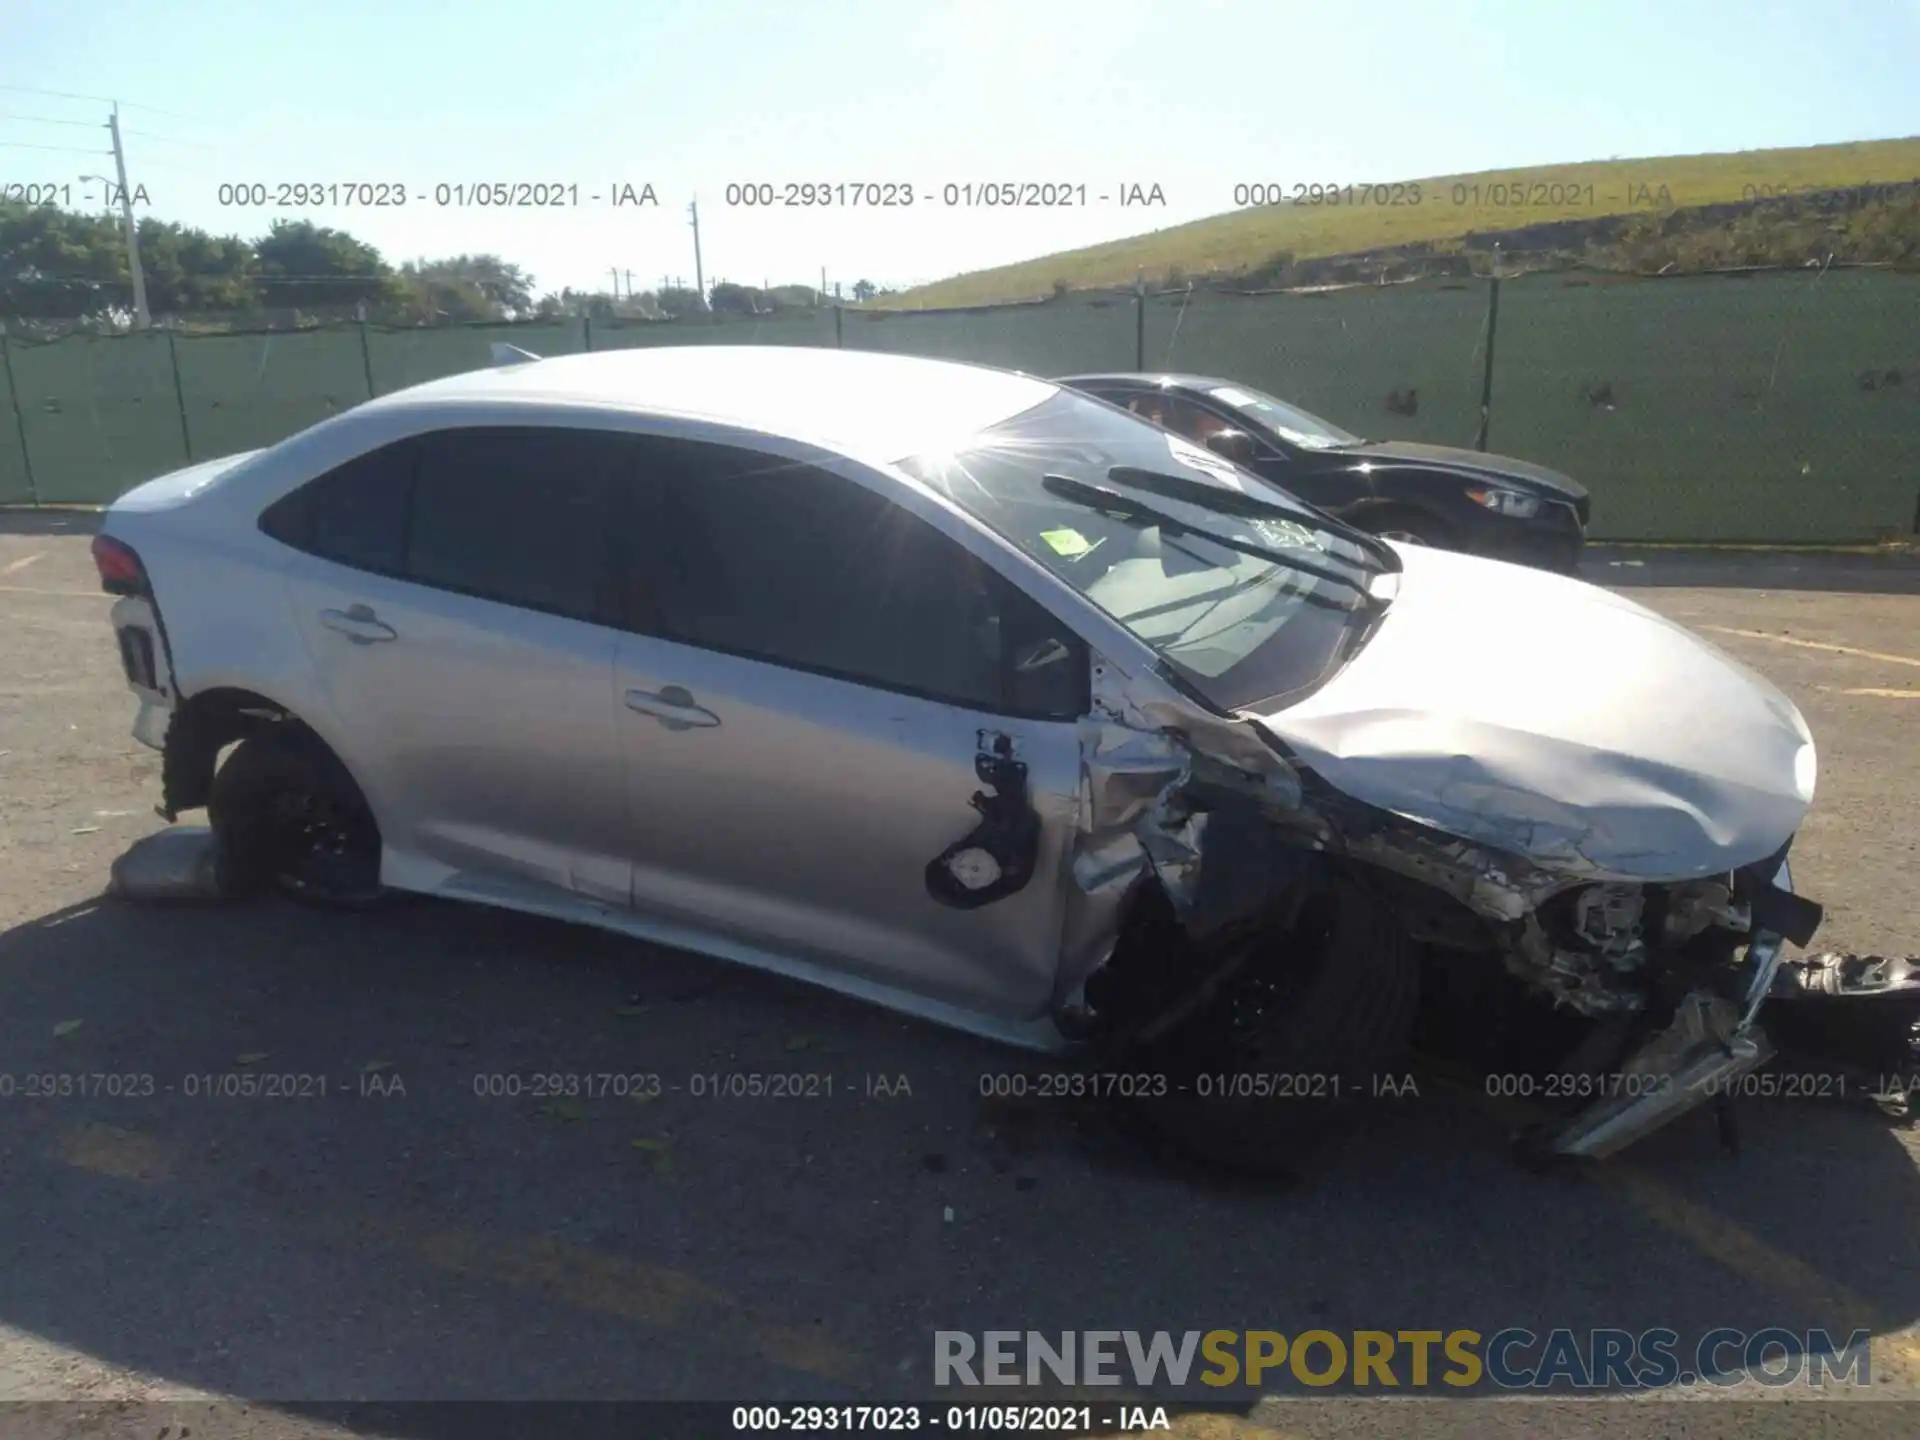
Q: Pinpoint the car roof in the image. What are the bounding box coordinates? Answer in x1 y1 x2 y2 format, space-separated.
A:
362 345 1059 464
1055 372 1240 392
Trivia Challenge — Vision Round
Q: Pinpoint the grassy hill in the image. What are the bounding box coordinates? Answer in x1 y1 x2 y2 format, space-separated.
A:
892 137 1920 308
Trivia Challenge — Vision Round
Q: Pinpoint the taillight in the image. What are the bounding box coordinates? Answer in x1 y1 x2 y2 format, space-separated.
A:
91 534 150 596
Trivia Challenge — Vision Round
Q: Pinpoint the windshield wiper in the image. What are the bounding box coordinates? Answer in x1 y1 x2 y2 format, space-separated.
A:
1102 466 1399 573
1041 473 1384 609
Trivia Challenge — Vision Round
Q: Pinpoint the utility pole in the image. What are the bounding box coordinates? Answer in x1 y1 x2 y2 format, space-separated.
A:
624 270 633 300
107 104 150 329
820 266 827 305
609 267 621 301
688 199 708 310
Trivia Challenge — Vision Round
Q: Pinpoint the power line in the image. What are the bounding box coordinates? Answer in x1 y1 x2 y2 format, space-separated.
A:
115 155 205 172
0 82 113 104
0 83 214 126
115 98 218 125
0 140 112 154
0 111 104 128
120 129 230 152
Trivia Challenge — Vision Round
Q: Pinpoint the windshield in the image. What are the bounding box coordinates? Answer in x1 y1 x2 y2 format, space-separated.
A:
895 388 1383 712
1204 384 1366 450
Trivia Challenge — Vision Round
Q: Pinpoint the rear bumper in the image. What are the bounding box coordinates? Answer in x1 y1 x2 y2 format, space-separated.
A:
109 595 175 751
131 696 173 751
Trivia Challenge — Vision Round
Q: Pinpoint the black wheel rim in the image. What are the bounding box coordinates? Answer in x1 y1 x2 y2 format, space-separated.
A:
265 788 382 902
1150 893 1343 1073
1213 892 1341 1050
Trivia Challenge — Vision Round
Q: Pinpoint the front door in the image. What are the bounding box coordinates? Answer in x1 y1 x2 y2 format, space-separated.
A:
608 436 1090 1021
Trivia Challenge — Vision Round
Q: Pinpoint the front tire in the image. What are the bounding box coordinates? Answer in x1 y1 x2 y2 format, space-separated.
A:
208 730 388 909
1362 504 1457 551
1129 876 1421 1174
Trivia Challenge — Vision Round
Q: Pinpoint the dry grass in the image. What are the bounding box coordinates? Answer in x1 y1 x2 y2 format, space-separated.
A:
893 137 1920 308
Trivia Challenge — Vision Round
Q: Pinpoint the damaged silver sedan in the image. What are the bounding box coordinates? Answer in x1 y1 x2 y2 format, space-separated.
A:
95 346 1823 1169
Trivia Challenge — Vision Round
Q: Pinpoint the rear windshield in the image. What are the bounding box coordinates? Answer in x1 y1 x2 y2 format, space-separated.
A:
1205 385 1365 450
895 389 1381 712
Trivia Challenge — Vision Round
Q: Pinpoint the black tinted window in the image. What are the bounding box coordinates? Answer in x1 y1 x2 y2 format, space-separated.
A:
261 442 413 573
635 441 1086 718
405 428 631 623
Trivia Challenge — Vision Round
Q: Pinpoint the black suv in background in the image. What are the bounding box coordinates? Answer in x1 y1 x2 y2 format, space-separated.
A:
1057 373 1591 574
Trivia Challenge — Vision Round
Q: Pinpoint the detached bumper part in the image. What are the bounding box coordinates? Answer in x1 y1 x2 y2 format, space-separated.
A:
1542 991 1772 1159
1542 858 1800 1160
107 824 229 902
1763 951 1920 1102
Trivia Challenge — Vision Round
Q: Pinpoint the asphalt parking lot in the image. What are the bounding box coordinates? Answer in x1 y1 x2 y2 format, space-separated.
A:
2 512 1918 1438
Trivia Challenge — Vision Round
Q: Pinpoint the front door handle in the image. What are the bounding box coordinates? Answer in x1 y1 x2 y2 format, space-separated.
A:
319 604 398 644
624 685 721 731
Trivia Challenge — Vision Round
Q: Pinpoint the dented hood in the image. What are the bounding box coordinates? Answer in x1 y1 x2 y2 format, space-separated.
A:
1254 544 1817 881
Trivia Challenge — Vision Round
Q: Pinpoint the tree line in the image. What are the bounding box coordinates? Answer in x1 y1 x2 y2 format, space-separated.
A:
0 203 886 328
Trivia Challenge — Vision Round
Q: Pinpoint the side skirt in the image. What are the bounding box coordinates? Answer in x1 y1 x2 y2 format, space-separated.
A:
419 867 1075 1056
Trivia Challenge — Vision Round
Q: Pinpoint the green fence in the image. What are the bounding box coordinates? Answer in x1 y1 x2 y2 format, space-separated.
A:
1144 283 1493 451
844 294 1135 374
177 329 371 460
1488 269 1919 542
3 269 1916 542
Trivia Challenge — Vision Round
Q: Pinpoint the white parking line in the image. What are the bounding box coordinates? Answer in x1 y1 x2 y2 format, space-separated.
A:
0 553 44 576
1704 626 1920 670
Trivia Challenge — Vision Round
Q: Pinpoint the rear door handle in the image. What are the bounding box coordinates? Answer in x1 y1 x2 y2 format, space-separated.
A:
624 685 721 731
319 604 398 645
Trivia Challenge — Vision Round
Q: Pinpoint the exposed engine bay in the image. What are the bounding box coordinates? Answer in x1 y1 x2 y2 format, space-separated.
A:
1020 654 1830 1164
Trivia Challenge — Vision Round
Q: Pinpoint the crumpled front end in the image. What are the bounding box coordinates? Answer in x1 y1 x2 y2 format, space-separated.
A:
1053 660 1315 1020
1056 650 1824 1161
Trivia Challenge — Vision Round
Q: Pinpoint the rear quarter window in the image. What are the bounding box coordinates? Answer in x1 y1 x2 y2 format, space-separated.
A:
259 442 413 575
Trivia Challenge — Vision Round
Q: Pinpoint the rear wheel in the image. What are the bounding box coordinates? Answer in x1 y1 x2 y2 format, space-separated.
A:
208 730 388 909
1129 876 1421 1174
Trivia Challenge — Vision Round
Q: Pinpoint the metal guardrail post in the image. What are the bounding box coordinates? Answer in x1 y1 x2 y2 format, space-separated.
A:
166 327 193 462
834 303 843 349
1135 275 1146 370
0 323 39 505
358 316 376 398
583 314 594 352
1474 273 1501 452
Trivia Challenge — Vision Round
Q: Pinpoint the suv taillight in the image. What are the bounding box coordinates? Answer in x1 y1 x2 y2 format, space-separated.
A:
91 534 150 596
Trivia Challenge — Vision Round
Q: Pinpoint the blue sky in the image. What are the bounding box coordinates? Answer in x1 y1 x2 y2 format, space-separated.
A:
4 0 1918 298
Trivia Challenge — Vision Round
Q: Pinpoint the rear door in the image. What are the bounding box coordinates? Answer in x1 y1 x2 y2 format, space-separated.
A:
609 436 1091 1021
266 425 635 902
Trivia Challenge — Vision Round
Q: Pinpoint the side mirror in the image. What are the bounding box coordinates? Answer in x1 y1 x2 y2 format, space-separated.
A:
1205 429 1258 464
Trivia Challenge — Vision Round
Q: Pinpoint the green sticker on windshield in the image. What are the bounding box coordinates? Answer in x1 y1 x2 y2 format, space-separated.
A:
1040 527 1095 558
